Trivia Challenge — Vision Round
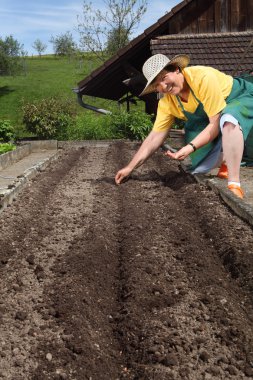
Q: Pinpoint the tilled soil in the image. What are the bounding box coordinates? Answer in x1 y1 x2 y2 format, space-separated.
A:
0 141 253 380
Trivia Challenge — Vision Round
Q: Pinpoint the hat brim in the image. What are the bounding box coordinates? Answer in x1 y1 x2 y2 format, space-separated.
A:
139 54 190 97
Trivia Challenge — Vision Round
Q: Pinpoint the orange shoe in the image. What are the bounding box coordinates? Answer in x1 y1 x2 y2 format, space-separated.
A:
228 184 244 199
217 163 228 179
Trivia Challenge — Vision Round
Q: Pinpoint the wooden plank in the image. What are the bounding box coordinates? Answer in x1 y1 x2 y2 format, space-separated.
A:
214 0 222 32
246 0 253 29
220 0 230 32
198 7 208 32
205 3 215 32
239 0 247 31
231 0 241 31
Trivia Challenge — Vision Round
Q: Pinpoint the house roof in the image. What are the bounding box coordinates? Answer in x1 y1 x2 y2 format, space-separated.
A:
151 31 253 76
76 0 199 100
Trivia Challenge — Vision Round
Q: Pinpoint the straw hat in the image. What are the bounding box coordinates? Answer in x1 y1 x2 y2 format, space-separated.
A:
140 53 190 96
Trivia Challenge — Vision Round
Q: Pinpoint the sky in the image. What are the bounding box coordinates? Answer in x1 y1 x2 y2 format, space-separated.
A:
0 0 180 56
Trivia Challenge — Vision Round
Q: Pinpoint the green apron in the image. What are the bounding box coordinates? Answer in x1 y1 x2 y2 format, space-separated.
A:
176 90 220 169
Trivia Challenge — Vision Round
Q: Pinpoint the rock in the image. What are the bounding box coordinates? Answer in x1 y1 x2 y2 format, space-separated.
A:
46 353 53 361
12 347 20 355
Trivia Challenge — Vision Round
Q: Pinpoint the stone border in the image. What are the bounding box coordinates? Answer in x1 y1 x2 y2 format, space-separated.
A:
20 140 58 152
197 176 253 227
0 140 58 171
0 151 60 213
0 140 59 213
0 145 31 171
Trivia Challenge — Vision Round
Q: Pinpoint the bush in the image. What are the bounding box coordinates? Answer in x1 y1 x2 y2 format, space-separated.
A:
0 142 16 154
110 110 153 141
22 97 76 139
64 109 153 141
65 111 120 140
0 119 15 142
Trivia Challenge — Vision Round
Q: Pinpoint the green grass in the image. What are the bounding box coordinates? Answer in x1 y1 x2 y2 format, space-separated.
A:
0 143 16 154
0 54 115 138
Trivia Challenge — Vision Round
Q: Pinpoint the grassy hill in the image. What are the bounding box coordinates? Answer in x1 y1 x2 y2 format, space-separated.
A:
0 54 113 138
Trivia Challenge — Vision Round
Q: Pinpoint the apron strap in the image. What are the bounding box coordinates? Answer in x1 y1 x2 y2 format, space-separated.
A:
176 86 201 113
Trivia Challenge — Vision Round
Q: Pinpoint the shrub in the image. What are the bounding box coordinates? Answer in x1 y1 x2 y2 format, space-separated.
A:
22 97 76 139
0 142 16 154
65 111 120 140
0 119 15 142
110 110 153 141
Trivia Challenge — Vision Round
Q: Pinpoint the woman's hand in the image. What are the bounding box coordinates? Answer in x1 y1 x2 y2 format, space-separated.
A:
115 166 132 185
164 144 194 160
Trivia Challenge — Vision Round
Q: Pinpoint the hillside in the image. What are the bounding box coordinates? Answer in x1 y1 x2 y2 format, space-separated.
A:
0 55 110 137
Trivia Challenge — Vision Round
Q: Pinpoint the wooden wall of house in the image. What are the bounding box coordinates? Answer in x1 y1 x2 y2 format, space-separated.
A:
167 0 253 34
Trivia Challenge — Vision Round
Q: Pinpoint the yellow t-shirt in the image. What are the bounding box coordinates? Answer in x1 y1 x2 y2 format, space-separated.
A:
153 66 233 132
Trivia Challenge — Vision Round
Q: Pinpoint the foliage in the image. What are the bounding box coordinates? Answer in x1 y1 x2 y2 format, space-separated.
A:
32 39 47 57
109 109 153 140
64 112 120 140
0 119 15 142
106 27 129 56
22 97 77 139
50 32 77 57
0 35 23 75
78 0 148 60
62 109 152 141
0 143 16 154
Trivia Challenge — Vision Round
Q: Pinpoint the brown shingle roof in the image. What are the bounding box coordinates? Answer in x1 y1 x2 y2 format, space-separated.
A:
151 31 253 75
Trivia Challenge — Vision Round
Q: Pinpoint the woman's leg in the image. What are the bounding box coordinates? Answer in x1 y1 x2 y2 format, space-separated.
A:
222 122 244 183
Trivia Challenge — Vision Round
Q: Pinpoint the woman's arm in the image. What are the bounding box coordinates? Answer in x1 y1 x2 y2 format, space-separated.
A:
166 113 220 160
115 129 170 184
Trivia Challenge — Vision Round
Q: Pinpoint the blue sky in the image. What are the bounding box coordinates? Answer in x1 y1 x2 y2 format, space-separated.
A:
0 0 179 55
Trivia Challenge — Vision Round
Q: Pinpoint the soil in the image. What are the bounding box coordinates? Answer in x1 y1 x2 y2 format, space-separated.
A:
0 141 253 380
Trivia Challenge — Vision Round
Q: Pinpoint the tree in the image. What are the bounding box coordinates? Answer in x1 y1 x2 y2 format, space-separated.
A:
50 32 77 57
0 35 23 75
77 0 148 61
106 26 130 56
32 39 47 57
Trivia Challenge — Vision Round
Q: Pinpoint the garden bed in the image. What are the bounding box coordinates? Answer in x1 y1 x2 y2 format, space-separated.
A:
0 141 252 380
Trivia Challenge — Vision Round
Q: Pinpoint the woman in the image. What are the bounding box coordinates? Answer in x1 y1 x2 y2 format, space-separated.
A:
115 53 253 198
